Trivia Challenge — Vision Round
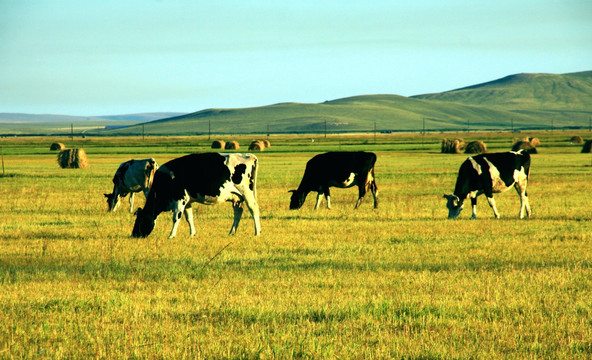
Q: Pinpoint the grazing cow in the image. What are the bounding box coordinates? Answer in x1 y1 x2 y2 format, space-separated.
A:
289 151 378 210
105 158 159 212
443 149 532 219
132 153 261 239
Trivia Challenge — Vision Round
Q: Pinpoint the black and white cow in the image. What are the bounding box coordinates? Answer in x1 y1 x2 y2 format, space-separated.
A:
105 158 159 212
132 153 261 239
289 151 378 210
443 149 532 219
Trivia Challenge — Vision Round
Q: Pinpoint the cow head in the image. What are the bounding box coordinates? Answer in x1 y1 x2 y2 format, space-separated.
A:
132 207 155 237
288 190 306 210
443 194 463 219
104 193 120 212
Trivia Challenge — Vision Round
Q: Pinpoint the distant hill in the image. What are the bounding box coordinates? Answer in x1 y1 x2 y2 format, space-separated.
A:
89 71 592 135
412 71 592 110
0 112 186 135
0 112 185 123
3 71 591 136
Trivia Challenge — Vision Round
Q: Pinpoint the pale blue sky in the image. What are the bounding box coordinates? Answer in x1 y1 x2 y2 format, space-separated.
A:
1 0 591 116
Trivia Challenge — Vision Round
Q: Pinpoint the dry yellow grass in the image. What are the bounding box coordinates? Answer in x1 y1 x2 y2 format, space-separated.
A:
0 134 591 359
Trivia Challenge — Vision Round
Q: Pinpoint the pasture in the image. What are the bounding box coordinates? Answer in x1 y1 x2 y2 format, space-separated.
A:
0 132 591 359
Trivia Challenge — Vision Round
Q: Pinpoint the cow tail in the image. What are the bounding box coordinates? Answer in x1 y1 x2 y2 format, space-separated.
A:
252 157 259 199
369 154 378 193
522 151 531 180
370 166 378 193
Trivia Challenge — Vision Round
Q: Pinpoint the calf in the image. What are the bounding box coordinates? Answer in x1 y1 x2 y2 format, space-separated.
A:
105 158 158 212
443 149 532 219
289 151 378 210
132 153 261 239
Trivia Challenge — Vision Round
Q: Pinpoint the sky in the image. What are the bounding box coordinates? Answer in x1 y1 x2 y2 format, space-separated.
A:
1 0 591 116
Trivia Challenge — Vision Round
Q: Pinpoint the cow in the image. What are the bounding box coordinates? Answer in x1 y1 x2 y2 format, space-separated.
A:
104 158 159 212
289 151 378 210
131 153 261 239
443 149 532 219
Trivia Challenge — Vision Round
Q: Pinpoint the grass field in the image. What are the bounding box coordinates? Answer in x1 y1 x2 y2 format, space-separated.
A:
1 132 591 359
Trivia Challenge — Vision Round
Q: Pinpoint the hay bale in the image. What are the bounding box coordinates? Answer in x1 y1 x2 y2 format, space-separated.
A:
582 140 592 153
262 140 271 148
50 142 65 151
570 136 584 144
224 141 240 150
441 138 466 154
57 148 88 168
465 141 487 154
211 140 225 149
248 141 265 151
528 137 540 147
512 140 537 154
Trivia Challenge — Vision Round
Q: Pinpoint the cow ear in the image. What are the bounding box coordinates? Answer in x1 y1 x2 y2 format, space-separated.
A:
134 207 143 216
104 193 110 198
288 190 296 193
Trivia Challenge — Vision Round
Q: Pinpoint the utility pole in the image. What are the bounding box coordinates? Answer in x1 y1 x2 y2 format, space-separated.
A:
324 120 327 138
1 144 4 177
142 124 145 141
374 121 377 143
71 123 74 140
208 119 211 140
422 118 426 148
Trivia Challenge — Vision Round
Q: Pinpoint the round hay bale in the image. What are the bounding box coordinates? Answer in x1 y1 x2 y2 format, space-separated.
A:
465 140 487 154
570 136 584 144
441 138 466 154
248 141 265 151
528 137 540 147
50 142 65 151
224 141 240 150
211 140 225 149
57 148 88 169
262 140 271 148
512 140 537 154
582 140 592 153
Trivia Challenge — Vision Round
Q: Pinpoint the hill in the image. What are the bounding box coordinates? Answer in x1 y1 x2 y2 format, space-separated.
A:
90 71 592 135
412 71 592 110
0 112 186 135
4 71 591 136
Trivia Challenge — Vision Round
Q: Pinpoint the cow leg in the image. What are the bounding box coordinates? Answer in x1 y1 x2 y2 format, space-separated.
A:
325 187 331 209
515 183 531 219
128 193 135 213
169 201 186 239
355 183 367 209
469 191 481 219
242 191 261 235
486 196 501 219
314 192 323 210
229 202 244 235
184 205 196 236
